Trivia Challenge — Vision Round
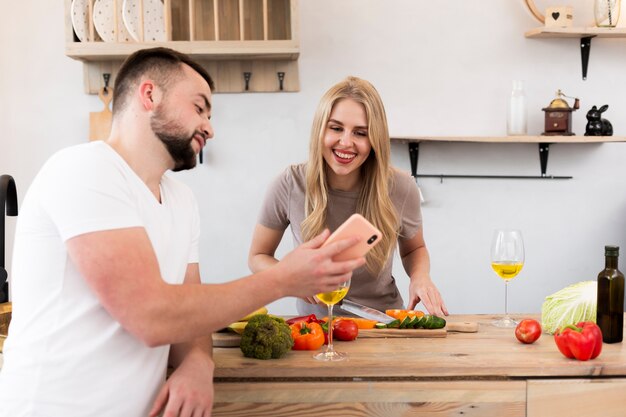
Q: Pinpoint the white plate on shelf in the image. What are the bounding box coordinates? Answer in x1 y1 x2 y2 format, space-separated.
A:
93 0 133 42
122 0 166 42
71 0 92 42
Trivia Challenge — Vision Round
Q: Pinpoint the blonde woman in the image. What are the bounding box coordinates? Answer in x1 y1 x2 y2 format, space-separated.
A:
248 76 448 317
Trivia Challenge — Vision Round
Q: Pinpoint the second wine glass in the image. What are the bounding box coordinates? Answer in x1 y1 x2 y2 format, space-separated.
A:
314 278 351 361
491 229 524 328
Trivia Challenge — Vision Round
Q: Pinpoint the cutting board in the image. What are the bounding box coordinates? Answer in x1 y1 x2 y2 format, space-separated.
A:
212 321 479 347
89 87 113 141
0 302 11 337
358 321 478 338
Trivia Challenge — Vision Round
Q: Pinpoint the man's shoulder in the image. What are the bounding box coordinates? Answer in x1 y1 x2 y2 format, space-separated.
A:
45 142 113 170
36 142 112 182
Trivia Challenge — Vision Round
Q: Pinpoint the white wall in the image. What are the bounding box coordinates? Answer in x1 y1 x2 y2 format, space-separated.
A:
2 1 625 316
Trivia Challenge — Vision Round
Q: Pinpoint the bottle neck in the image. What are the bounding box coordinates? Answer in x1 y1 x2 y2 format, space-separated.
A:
605 255 619 269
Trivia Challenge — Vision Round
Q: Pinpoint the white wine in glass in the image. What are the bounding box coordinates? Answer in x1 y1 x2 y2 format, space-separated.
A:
491 229 524 328
314 279 350 361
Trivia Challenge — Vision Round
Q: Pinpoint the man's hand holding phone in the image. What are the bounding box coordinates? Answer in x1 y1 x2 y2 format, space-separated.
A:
302 214 382 304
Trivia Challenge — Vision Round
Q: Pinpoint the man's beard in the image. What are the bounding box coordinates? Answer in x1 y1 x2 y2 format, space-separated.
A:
150 105 198 172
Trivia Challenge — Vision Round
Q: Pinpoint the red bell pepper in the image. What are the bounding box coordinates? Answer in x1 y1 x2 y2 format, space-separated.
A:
285 314 320 325
289 321 325 350
554 321 603 361
577 321 603 359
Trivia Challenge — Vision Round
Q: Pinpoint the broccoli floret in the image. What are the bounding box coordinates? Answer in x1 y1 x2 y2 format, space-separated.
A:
240 314 294 360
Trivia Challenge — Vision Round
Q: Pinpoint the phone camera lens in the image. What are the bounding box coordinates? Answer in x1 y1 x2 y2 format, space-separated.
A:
367 235 378 245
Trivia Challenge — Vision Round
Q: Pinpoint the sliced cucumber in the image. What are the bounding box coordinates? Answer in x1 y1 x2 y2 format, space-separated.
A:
386 319 401 328
411 316 424 328
429 316 446 329
400 316 413 328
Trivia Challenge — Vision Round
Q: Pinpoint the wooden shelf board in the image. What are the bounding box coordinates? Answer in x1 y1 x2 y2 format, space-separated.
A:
390 136 626 144
525 27 626 39
65 40 299 61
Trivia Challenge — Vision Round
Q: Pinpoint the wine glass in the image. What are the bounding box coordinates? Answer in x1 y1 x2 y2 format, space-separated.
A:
314 278 351 361
490 229 524 328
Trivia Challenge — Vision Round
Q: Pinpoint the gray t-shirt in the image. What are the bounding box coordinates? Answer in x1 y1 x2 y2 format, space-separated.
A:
258 163 422 316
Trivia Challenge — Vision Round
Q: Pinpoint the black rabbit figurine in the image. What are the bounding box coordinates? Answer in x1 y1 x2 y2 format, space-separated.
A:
585 105 613 136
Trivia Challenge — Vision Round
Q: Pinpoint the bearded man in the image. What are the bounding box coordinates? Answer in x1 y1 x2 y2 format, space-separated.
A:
0 47 363 417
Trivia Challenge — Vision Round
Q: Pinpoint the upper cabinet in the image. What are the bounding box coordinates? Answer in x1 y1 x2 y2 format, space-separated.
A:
64 0 300 93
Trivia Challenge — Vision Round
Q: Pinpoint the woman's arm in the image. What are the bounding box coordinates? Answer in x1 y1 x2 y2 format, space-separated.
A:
248 224 285 272
399 227 448 317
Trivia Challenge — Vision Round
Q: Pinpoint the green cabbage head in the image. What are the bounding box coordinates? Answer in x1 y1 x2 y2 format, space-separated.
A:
541 281 597 334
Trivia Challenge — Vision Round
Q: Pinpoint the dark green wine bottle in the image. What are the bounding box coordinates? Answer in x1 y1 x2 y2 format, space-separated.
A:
597 245 625 343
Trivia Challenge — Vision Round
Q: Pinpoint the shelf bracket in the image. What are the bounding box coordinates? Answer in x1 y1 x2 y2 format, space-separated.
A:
580 36 594 80
539 142 550 177
408 142 419 178
403 140 572 180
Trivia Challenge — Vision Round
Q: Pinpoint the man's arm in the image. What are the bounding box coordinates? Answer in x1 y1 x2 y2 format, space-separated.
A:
249 224 319 304
66 226 363 346
149 263 214 417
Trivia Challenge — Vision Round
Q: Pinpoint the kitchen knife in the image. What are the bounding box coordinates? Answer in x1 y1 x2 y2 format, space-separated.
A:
338 299 395 324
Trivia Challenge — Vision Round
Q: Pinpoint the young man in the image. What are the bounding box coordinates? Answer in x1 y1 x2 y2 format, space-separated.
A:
0 48 364 417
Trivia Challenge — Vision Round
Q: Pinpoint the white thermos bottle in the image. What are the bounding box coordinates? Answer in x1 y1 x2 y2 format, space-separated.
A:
507 80 527 136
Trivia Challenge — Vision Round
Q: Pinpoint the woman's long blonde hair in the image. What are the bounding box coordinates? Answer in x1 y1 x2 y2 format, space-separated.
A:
302 76 398 274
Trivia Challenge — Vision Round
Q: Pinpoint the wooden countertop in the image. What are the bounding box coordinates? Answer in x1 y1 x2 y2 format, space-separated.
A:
213 314 626 381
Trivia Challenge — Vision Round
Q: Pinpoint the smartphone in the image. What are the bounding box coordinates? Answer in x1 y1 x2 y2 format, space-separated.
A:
322 214 382 261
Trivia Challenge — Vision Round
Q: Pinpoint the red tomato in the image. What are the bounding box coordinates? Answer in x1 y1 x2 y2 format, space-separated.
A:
515 319 542 344
332 319 359 341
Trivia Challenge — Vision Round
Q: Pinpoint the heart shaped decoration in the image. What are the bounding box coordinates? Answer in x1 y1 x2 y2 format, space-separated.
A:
552 12 560 20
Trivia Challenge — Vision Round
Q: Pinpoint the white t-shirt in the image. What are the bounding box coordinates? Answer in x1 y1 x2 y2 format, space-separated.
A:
0 141 200 417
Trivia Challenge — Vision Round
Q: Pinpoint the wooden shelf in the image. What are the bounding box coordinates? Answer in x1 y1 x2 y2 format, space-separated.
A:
525 27 626 38
391 136 626 143
65 40 299 62
64 0 300 93
391 136 626 180
525 27 626 79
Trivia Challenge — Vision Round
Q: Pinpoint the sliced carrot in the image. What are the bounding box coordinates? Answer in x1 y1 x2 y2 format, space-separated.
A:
385 309 408 321
385 309 424 321
320 316 378 329
407 310 425 319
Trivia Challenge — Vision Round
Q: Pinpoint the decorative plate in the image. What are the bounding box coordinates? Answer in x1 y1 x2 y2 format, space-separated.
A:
122 0 166 42
71 0 91 42
115 0 134 42
93 0 133 42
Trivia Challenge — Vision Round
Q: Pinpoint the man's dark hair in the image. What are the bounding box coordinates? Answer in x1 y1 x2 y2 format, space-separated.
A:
112 47 215 114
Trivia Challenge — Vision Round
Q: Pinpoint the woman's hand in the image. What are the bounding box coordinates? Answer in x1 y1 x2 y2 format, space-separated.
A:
408 276 448 317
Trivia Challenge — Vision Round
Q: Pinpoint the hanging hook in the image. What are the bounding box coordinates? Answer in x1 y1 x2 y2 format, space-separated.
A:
103 73 111 94
277 72 285 91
